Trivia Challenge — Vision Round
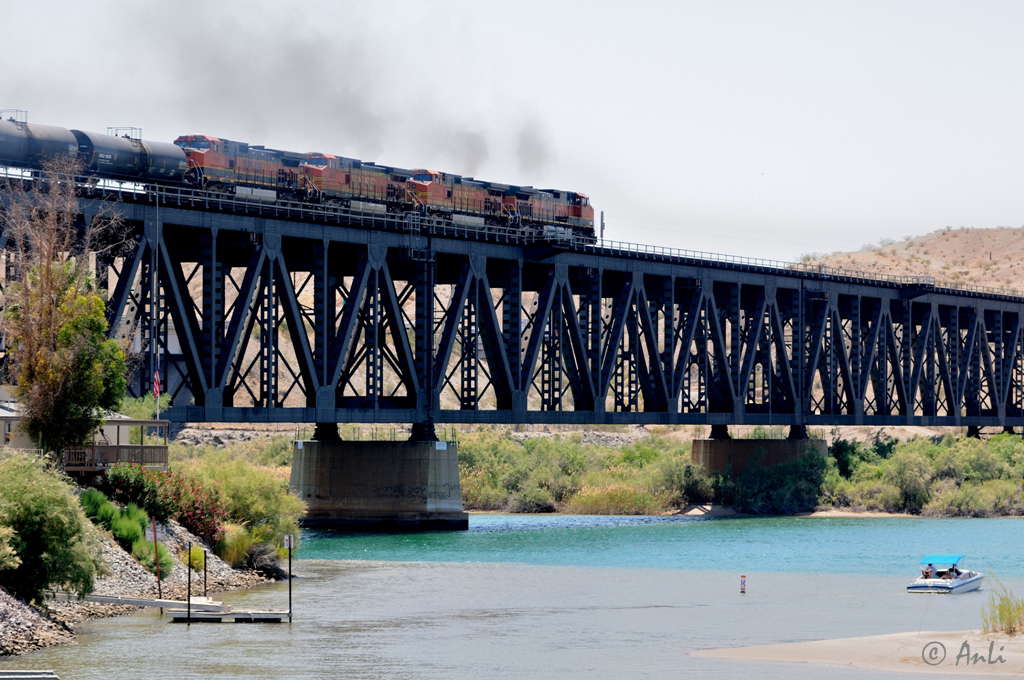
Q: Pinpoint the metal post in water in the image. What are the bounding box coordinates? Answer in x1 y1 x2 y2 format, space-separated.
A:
285 534 293 623
187 541 191 625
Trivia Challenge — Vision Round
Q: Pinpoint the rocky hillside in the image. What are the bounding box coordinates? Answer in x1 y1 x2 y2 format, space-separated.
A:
805 226 1024 292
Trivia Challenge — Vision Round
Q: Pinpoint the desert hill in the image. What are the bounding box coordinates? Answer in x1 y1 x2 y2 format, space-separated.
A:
804 226 1024 293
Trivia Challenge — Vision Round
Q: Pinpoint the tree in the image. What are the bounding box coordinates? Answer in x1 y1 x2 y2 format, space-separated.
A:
0 453 102 602
0 526 18 571
0 159 129 455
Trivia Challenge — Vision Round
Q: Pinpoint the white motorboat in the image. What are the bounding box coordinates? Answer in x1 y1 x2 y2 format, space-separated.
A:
907 554 984 594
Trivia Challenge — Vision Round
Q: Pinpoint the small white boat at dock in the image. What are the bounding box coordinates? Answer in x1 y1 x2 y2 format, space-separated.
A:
907 554 983 594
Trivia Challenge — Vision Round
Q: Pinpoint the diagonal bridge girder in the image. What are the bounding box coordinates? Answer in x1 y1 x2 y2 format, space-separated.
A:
9 191 1024 428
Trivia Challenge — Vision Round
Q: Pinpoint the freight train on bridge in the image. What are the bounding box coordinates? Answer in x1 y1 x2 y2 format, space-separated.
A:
0 116 595 240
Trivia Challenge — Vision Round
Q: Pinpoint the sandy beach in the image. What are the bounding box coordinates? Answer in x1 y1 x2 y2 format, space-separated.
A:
681 505 916 519
693 630 1024 675
809 508 917 519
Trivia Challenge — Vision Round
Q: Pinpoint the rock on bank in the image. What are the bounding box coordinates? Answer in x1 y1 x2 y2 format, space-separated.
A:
1 519 268 657
0 588 74 656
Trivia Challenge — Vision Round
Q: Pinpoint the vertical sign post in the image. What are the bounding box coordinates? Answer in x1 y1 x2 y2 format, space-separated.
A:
284 533 293 622
187 541 191 626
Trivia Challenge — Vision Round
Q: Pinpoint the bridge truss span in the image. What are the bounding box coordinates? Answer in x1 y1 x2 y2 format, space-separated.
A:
6 185 1024 429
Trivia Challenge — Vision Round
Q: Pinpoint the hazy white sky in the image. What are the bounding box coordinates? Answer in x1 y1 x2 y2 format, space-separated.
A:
2 0 1022 260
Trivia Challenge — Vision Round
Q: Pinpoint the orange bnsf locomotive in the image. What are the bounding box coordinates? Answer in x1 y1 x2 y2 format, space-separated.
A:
0 117 595 239
173 134 594 237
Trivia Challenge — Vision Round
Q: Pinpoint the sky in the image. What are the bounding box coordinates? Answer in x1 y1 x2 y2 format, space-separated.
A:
1 0 1022 261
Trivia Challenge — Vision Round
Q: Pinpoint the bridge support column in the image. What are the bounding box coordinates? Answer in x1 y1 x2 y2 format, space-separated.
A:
409 422 438 442
966 425 981 439
710 424 731 440
290 439 469 531
312 422 340 441
787 425 808 440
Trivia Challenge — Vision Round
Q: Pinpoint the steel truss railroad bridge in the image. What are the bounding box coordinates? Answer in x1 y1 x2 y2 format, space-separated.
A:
4 178 1024 435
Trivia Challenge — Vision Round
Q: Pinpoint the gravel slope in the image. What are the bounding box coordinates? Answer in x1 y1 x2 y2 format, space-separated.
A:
1 519 269 656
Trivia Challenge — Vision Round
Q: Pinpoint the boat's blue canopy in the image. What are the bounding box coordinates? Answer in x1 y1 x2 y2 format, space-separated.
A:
920 554 965 565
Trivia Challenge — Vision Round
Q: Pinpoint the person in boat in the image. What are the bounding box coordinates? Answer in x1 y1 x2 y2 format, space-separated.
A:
922 564 934 578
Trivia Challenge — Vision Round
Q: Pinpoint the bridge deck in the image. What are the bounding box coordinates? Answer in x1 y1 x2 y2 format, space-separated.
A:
3 172 1024 428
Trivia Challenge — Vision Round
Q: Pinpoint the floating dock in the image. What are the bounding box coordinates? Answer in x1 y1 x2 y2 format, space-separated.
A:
166 608 288 623
82 594 230 611
53 591 289 624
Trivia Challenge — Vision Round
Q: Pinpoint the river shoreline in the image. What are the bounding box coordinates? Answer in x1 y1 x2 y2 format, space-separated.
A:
0 519 269 658
469 506 922 519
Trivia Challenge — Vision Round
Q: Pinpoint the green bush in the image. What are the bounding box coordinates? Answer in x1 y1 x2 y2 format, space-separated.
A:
94 501 118 529
180 453 302 548
564 486 667 514
731 452 826 515
507 486 556 513
883 449 932 511
843 479 903 512
79 488 109 518
215 524 252 568
105 462 154 509
118 395 157 421
169 434 295 467
0 453 101 602
131 538 174 575
460 466 509 510
923 479 1024 517
105 463 176 523
105 462 225 543
825 432 1024 516
655 457 714 506
456 430 698 513
110 513 145 550
179 544 205 572
122 503 149 528
829 438 859 478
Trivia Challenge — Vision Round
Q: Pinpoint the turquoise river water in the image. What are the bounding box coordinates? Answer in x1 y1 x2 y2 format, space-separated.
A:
2 514 1023 679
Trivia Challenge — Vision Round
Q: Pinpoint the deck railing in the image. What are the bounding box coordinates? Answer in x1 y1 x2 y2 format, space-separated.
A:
63 445 168 471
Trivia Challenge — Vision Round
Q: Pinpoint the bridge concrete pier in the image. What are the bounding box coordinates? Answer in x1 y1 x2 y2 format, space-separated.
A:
691 437 827 476
290 438 469 531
